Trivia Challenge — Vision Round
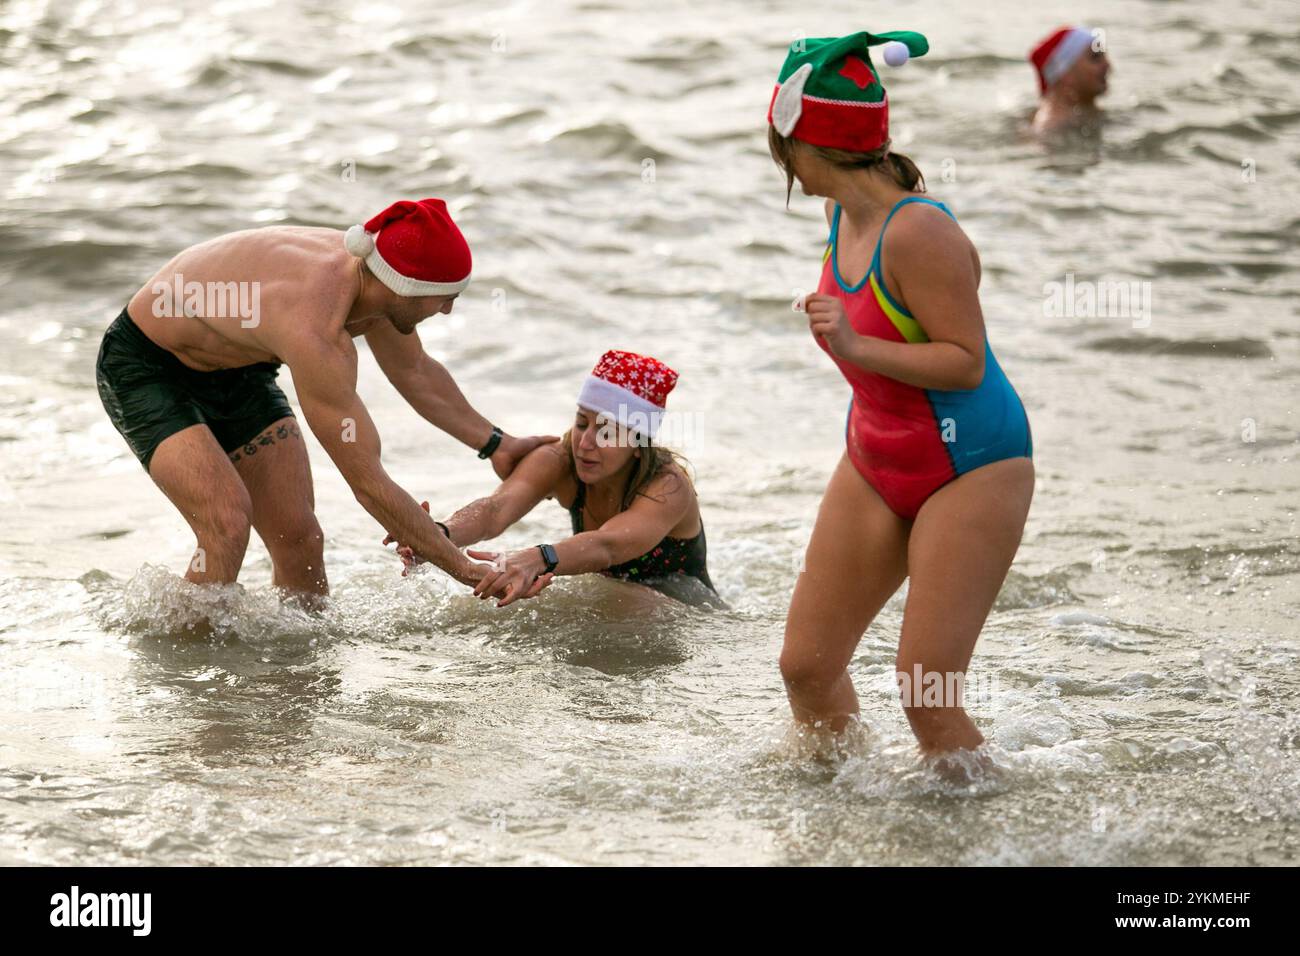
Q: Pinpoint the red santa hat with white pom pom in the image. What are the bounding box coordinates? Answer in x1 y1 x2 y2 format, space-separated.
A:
343 198 472 297
577 350 678 442
1029 26 1096 94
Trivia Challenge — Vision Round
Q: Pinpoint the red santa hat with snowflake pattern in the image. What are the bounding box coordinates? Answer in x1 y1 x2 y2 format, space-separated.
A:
1029 26 1095 94
577 350 678 442
343 198 472 297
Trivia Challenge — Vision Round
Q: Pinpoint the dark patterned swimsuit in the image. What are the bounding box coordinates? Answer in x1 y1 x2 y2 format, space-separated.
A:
568 481 715 594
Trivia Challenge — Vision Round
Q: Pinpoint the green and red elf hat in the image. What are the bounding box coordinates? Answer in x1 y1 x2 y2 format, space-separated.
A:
766 31 929 152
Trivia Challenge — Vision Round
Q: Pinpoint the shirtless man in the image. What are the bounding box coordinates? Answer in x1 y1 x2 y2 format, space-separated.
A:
1028 26 1110 135
95 198 555 597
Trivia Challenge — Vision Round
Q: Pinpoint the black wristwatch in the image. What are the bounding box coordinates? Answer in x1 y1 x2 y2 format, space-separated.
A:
537 543 559 574
477 425 503 459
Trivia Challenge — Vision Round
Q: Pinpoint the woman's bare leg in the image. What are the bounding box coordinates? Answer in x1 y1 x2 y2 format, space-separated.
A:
898 457 1034 774
780 453 910 731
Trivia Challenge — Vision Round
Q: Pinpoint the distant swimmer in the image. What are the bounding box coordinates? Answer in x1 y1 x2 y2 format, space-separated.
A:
95 199 557 599
386 350 719 608
766 30 1034 779
1029 25 1110 135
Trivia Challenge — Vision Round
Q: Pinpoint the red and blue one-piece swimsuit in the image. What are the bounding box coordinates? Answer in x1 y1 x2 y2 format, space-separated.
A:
815 196 1033 519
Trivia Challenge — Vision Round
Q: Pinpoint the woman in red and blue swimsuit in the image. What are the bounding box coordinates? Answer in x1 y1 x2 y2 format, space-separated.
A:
821 197 1033 519
767 29 1034 777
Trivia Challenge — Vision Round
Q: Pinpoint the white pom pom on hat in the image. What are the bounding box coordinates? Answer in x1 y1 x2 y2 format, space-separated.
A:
344 223 375 257
882 41 910 66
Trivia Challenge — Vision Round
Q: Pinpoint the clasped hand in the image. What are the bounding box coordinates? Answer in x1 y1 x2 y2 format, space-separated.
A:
382 501 554 606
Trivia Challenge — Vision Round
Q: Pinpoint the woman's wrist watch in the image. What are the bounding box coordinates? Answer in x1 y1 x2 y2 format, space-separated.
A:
477 425 504 459
536 543 559 575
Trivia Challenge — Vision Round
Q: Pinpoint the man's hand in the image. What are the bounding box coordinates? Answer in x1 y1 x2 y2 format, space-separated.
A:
447 554 492 589
491 433 560 480
467 547 555 607
384 501 432 576
381 499 487 587
805 293 861 360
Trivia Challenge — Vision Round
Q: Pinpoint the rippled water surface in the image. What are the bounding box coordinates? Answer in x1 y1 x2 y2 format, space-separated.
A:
1 0 1298 865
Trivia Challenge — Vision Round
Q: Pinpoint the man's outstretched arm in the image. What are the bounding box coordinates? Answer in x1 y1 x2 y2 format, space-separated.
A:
284 330 484 586
364 320 557 479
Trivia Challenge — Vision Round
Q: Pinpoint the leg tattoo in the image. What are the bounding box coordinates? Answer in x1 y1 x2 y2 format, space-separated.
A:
228 420 302 464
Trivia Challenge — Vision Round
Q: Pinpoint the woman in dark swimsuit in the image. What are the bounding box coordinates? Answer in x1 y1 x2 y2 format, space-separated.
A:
387 350 715 606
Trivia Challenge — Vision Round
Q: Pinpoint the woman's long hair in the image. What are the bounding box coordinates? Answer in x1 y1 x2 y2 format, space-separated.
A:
767 125 925 206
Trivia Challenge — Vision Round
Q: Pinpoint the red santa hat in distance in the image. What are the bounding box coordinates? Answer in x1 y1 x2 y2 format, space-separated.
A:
577 350 678 442
344 198 472 296
1029 26 1095 94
